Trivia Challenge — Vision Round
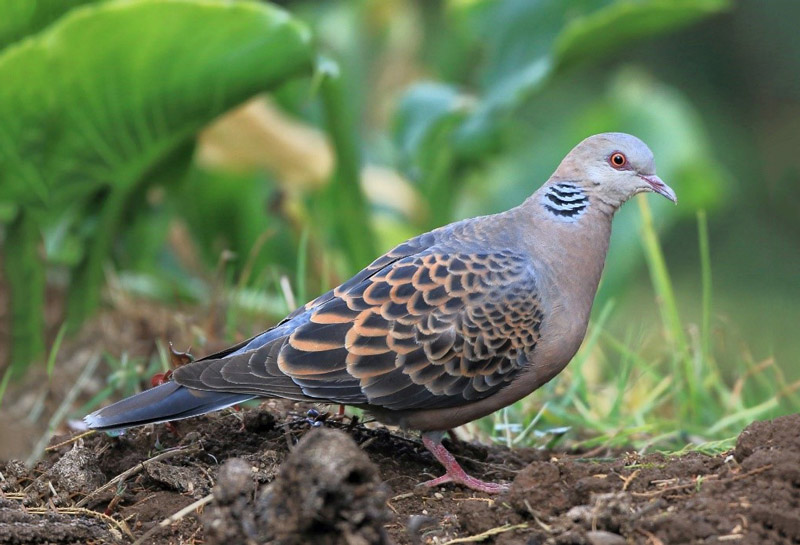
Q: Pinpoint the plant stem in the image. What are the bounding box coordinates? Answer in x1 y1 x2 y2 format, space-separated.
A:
697 210 712 366
4 209 45 375
66 187 132 331
317 56 377 270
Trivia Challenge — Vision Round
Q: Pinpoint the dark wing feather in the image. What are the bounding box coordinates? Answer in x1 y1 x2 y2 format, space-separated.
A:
174 233 438 397
175 238 544 412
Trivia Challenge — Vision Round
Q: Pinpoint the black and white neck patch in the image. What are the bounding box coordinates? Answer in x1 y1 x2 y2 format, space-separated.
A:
541 182 588 221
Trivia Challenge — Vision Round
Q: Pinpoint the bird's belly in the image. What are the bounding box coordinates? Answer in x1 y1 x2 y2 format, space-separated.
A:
367 362 556 431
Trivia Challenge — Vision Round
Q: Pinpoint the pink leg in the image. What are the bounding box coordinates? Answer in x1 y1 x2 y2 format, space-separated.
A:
419 432 509 494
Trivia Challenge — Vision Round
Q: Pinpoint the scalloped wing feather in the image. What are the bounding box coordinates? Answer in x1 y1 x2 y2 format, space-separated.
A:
174 237 544 412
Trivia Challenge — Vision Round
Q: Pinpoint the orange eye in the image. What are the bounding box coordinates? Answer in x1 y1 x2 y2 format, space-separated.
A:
610 152 627 168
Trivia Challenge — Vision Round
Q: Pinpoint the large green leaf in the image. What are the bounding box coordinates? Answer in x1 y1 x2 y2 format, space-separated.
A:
454 0 730 154
555 0 730 68
0 0 314 209
0 0 101 50
0 0 315 358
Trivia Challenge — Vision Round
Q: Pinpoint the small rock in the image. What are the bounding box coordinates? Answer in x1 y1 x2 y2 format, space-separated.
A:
406 515 436 545
566 504 592 523
145 461 207 496
586 530 626 545
214 458 254 503
203 458 258 544
47 445 106 494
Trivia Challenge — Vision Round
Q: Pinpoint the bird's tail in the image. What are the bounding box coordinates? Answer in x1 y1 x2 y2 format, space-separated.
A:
84 381 253 431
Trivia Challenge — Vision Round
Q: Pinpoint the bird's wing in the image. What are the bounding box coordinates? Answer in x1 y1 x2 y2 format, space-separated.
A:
192 232 440 362
174 246 543 411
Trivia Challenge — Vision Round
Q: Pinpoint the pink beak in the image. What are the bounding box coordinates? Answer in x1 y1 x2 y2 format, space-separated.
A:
639 174 677 204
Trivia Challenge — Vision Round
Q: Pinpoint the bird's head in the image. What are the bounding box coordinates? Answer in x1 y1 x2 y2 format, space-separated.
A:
551 133 677 210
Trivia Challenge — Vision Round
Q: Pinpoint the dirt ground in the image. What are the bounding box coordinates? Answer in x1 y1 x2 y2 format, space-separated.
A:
1 403 798 545
1 281 798 544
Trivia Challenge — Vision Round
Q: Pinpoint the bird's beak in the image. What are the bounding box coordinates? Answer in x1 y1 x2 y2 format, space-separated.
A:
639 174 677 204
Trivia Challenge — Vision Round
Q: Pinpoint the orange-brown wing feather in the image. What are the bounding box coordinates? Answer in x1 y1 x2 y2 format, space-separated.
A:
276 250 543 409
176 245 544 411
173 233 438 399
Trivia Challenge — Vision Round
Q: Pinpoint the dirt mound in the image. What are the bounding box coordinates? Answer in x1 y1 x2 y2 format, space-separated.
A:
205 428 391 545
0 404 798 544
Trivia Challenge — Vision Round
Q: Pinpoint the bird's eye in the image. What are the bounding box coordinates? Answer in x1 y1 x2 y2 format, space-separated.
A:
609 152 627 168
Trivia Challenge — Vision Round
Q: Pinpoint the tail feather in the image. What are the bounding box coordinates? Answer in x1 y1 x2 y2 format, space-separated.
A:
84 382 253 431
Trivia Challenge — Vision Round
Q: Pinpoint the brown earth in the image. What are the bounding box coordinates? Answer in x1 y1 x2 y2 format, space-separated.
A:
1 403 798 545
0 281 797 544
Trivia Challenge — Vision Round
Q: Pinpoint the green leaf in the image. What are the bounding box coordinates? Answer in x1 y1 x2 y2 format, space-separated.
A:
3 210 46 376
392 0 728 223
454 0 730 154
0 0 315 334
0 0 314 209
0 0 101 50
555 0 731 68
316 56 377 269
177 166 296 283
391 83 471 228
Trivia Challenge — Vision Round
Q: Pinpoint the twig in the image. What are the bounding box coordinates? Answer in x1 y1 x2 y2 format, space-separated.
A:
620 469 640 491
632 476 716 498
45 430 97 452
75 445 201 507
635 528 665 545
632 464 772 498
440 523 528 544
130 493 214 545
391 492 415 502
25 506 132 539
454 497 494 506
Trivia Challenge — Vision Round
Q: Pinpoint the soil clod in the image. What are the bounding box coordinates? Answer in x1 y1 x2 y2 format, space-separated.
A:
261 428 392 545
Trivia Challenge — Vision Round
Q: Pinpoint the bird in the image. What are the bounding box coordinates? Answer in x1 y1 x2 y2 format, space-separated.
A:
85 132 676 494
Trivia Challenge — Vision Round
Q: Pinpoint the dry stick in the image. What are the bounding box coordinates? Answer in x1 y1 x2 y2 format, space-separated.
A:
45 430 97 452
440 523 528 544
631 464 773 498
635 528 666 545
620 469 641 491
75 445 202 508
130 493 215 545
390 492 415 502
26 506 133 539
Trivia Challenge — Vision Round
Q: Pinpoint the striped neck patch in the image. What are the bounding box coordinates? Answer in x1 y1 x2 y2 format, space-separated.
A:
541 182 588 221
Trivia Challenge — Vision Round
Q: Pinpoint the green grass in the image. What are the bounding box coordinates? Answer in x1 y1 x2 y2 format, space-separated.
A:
479 197 800 454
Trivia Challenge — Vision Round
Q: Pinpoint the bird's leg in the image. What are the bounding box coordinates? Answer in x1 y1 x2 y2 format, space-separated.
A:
419 431 509 494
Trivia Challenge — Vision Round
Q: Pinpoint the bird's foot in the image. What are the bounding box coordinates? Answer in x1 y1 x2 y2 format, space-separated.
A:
418 472 509 494
420 431 509 494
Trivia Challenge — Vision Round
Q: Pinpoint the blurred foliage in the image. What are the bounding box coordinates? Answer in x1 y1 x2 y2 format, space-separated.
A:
0 0 99 49
0 0 731 374
0 0 315 372
3 0 798 431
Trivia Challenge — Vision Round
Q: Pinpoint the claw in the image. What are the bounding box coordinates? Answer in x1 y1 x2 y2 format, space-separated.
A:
420 432 509 494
